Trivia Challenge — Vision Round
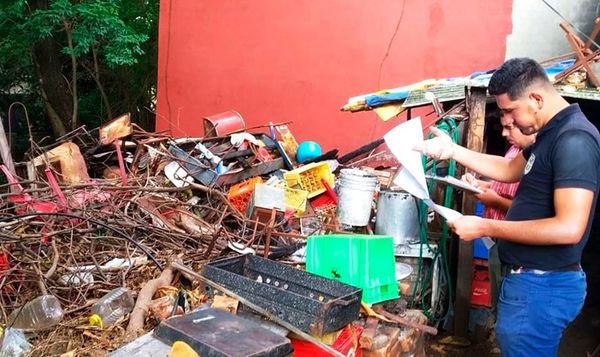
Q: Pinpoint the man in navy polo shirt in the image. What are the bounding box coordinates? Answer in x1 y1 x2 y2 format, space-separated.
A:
416 57 600 356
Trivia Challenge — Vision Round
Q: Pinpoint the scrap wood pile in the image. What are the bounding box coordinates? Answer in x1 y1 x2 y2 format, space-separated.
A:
0 112 361 356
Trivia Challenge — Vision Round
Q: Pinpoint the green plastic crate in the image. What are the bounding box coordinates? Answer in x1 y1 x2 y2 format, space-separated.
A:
306 234 399 304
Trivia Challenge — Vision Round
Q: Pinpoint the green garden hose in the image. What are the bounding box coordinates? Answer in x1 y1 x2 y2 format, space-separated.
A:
410 116 459 323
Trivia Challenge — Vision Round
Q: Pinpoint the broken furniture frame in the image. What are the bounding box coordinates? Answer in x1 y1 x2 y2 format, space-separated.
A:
554 19 600 89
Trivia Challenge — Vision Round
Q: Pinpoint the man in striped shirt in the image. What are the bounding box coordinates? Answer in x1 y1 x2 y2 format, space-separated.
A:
466 118 536 221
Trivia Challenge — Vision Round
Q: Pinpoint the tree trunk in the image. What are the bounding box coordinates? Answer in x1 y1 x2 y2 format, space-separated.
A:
63 18 78 131
89 46 112 120
36 78 67 137
29 0 75 138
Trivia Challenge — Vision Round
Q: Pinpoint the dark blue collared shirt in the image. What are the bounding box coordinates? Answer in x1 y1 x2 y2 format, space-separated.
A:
500 104 600 270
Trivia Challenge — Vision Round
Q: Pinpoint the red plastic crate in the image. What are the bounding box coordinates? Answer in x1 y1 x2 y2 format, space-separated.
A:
309 190 337 214
470 261 491 307
291 324 362 357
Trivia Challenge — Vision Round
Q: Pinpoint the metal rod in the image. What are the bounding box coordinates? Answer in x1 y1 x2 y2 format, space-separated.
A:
372 306 438 335
171 261 346 357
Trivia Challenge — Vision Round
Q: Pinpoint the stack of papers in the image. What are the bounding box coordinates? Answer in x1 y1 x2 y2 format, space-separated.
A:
425 175 483 194
383 117 462 221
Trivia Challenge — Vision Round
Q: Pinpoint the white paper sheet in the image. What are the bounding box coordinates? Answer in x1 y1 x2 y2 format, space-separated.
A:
384 117 429 199
423 198 463 221
384 117 462 221
425 174 483 194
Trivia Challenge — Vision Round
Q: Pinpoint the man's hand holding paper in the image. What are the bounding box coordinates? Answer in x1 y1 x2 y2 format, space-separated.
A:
384 118 495 242
413 126 455 160
384 118 464 222
447 215 487 241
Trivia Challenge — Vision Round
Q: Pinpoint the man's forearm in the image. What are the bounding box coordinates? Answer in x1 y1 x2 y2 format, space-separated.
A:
452 145 522 182
483 218 584 245
491 196 512 212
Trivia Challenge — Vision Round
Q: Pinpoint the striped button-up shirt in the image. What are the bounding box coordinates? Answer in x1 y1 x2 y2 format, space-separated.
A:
483 145 522 221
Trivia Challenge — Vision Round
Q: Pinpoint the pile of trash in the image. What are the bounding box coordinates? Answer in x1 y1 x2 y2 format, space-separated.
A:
0 110 417 356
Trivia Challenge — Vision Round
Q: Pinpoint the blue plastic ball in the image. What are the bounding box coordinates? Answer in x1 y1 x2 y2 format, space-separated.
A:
296 141 322 163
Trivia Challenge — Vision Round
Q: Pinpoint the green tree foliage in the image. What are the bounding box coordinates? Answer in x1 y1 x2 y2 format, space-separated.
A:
0 0 158 146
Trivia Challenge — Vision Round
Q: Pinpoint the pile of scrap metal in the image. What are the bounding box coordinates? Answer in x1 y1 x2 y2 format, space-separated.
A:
0 110 343 355
0 105 447 357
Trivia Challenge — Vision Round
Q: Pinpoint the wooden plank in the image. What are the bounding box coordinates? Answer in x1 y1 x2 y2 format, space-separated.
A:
584 18 600 51
26 161 37 191
566 33 600 89
453 86 486 337
554 21 600 85
0 116 15 176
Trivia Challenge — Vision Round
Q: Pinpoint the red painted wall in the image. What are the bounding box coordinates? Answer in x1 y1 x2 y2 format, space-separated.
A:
156 1 512 154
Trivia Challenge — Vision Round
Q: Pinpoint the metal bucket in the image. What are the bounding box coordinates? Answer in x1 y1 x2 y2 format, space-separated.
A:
203 110 246 137
336 169 378 226
375 190 420 245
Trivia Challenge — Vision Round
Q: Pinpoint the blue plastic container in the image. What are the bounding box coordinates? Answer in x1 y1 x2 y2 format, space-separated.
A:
473 201 489 259
473 238 489 260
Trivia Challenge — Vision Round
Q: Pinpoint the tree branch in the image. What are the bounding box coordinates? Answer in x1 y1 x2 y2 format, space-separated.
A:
125 260 177 340
86 46 112 120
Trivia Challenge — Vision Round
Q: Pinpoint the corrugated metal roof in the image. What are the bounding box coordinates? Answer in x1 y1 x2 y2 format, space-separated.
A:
403 83 467 108
557 87 600 101
401 81 600 109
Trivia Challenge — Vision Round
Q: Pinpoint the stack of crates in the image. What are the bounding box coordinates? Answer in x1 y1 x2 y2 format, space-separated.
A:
306 234 399 304
284 162 334 198
471 201 492 308
227 177 263 214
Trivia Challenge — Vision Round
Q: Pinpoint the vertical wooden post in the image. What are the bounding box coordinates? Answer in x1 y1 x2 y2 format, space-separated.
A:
0 116 15 175
453 86 487 337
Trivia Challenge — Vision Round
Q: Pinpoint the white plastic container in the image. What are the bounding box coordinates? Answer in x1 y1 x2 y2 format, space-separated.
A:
336 169 378 226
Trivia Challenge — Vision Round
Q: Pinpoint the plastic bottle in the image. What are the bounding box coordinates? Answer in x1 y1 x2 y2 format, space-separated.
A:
7 295 64 331
0 327 32 357
0 327 31 357
89 287 135 328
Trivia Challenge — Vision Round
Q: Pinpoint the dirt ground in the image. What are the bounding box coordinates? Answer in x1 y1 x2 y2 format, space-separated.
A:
425 306 600 356
559 306 600 356
426 333 500 357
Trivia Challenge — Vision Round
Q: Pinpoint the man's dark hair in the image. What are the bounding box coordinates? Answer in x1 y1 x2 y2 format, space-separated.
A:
488 57 550 100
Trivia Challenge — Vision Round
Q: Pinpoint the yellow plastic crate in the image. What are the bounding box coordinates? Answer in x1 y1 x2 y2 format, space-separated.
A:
284 187 309 215
284 162 334 198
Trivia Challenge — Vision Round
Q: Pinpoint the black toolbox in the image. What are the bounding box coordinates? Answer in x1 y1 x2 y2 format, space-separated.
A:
201 254 362 336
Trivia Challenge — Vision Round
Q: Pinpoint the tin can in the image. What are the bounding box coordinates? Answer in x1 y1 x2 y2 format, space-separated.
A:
203 110 246 137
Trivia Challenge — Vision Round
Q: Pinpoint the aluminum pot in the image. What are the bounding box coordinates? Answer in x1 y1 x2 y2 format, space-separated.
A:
375 190 420 245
